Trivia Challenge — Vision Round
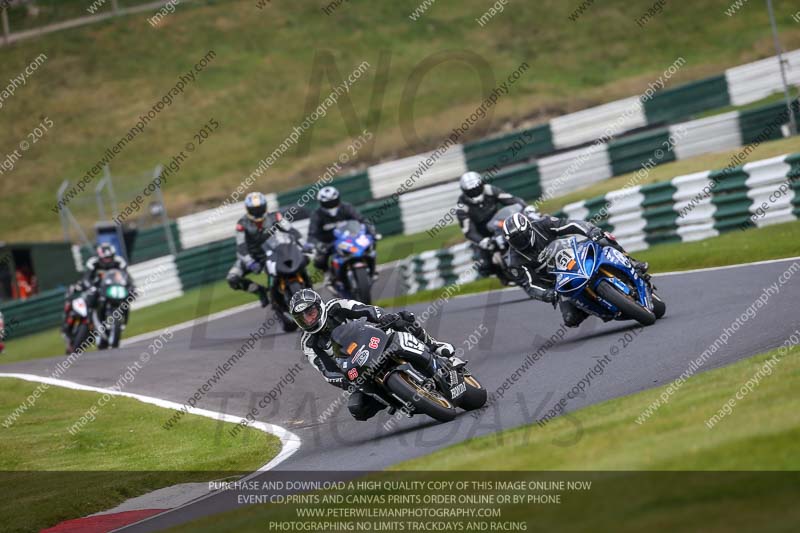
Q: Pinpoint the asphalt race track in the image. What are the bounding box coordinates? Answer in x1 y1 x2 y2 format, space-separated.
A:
3 258 799 531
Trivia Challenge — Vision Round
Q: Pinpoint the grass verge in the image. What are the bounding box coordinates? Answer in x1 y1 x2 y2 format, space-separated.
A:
0 376 280 533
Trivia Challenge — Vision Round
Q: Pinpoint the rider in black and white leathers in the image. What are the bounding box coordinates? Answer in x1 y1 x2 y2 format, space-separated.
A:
299 298 453 421
455 172 528 278
504 213 649 328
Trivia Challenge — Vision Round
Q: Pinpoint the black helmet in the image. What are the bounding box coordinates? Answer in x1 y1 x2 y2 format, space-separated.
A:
245 192 268 222
96 243 116 266
290 289 327 333
502 212 534 251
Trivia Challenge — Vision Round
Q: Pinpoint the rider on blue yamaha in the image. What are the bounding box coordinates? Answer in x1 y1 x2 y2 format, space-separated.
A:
502 211 650 327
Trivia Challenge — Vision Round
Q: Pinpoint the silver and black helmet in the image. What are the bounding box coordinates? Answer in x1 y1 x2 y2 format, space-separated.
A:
289 289 327 333
502 212 534 251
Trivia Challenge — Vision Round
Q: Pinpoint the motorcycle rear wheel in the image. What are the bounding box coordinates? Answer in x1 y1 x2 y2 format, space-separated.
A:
596 280 656 326
385 372 457 423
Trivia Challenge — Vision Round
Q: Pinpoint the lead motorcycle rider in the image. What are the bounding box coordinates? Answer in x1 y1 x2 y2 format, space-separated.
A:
289 289 455 421
502 211 650 328
227 192 303 308
455 171 534 280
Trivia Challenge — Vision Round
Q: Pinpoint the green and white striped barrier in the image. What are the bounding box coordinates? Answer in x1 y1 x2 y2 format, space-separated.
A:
400 152 800 295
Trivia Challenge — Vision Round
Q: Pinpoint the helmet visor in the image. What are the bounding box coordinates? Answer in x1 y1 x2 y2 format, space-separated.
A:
508 231 531 250
301 306 320 326
247 204 267 220
320 197 340 209
464 185 483 198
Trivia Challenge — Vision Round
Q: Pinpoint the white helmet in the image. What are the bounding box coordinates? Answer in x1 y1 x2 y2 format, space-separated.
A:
459 172 484 203
317 186 341 216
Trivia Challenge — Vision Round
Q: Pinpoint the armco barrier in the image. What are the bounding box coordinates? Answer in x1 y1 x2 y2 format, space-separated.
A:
400 152 800 294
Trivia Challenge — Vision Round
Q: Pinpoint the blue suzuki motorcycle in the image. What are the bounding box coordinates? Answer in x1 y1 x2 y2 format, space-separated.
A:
330 220 377 304
539 236 666 326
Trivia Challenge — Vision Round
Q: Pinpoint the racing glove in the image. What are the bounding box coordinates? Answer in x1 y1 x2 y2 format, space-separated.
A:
588 227 605 242
247 260 262 273
378 312 402 328
541 289 558 304
478 237 493 250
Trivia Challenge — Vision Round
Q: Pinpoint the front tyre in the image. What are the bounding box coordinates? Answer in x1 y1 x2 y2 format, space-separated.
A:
108 316 123 349
458 374 487 411
597 280 656 326
72 323 90 352
652 293 666 319
385 372 457 423
350 266 372 305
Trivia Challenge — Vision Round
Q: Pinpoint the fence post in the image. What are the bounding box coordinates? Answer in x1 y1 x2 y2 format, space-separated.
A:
111 0 120 16
1 6 10 45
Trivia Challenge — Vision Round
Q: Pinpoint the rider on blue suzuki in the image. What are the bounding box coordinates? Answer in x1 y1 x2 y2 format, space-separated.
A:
308 186 378 288
502 211 650 327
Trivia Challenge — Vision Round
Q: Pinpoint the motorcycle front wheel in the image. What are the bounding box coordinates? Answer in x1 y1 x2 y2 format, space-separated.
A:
72 323 91 352
457 374 488 411
385 372 457 423
349 266 372 305
596 280 656 326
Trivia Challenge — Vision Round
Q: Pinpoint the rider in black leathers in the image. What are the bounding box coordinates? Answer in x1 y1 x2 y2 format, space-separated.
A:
73 243 135 329
290 289 454 421
227 192 303 307
503 211 650 328
307 186 377 284
454 171 530 279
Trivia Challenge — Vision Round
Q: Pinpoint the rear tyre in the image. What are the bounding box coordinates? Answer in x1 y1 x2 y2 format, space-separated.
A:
652 293 666 319
458 375 488 411
351 266 372 305
385 372 457 423
597 280 656 326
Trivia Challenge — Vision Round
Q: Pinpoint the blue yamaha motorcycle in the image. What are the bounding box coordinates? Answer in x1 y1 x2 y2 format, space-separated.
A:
539 236 666 326
330 220 377 304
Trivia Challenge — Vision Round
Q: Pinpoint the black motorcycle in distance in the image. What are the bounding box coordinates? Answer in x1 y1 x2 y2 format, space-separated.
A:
92 269 132 350
263 231 313 332
331 318 487 423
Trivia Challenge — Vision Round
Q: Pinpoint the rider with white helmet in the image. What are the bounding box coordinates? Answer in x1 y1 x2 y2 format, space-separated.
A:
308 186 377 286
455 171 530 278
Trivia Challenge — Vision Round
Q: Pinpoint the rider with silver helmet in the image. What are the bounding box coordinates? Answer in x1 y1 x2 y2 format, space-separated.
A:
502 211 649 328
289 288 454 421
455 171 532 279
308 186 377 286
227 192 302 307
